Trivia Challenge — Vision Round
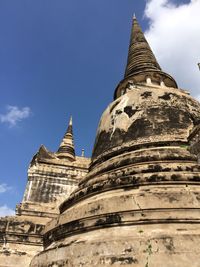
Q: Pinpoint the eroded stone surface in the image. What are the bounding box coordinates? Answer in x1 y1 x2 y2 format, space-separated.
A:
31 81 200 267
92 84 200 162
17 150 90 217
2 16 200 267
0 146 90 267
32 224 200 267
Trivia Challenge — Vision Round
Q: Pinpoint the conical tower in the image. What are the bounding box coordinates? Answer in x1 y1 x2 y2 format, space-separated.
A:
31 17 200 267
114 16 177 99
124 16 161 77
57 116 75 161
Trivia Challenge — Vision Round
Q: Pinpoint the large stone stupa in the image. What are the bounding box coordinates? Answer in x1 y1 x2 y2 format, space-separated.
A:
29 17 200 267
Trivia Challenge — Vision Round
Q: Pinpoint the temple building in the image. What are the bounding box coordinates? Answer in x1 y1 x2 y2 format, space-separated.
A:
0 118 90 267
1 16 200 267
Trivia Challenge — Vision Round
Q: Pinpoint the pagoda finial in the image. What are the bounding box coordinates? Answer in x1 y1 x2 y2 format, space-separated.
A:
57 116 75 161
124 17 162 79
110 16 178 99
133 13 136 20
69 115 72 126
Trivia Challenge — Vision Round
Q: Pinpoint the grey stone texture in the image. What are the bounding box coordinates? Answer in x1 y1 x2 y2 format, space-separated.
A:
2 16 200 267
31 83 200 267
0 125 90 267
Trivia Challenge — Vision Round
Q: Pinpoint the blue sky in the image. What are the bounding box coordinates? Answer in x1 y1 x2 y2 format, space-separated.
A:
0 0 198 215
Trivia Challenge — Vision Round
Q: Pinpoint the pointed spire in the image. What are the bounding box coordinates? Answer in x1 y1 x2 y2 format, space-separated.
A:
113 16 178 99
69 115 72 125
124 17 162 78
57 116 75 161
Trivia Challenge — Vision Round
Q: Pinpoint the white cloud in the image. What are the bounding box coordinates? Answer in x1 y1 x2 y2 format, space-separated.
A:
0 105 31 127
144 0 200 100
0 184 12 193
0 205 15 217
